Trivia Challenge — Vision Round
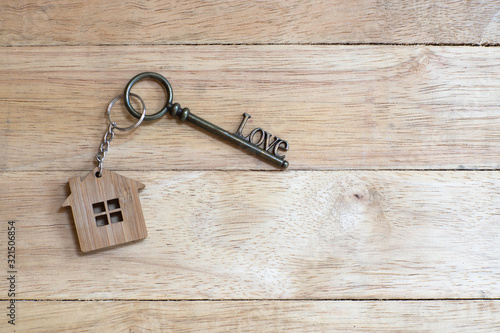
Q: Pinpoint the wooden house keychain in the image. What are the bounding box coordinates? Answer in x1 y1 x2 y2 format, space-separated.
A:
62 93 148 252
63 72 290 252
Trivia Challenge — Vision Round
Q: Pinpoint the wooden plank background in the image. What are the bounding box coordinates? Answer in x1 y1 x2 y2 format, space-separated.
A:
1 0 500 331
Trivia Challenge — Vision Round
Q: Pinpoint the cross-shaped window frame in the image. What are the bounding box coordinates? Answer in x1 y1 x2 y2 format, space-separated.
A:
92 198 124 227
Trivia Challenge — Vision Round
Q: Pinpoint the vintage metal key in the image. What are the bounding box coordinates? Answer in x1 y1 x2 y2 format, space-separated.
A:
123 72 289 168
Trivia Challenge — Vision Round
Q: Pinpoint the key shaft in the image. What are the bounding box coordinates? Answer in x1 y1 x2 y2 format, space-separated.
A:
169 105 289 169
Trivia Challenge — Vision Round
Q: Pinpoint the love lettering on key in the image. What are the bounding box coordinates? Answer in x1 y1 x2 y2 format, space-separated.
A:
235 112 289 161
124 72 290 169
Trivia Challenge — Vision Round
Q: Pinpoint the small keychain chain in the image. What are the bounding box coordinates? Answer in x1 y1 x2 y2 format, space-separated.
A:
95 93 146 177
95 123 114 177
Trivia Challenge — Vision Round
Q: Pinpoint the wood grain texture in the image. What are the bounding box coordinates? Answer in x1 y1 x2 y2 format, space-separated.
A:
1 170 499 300
1 45 500 171
2 300 499 332
2 0 499 330
1 0 500 46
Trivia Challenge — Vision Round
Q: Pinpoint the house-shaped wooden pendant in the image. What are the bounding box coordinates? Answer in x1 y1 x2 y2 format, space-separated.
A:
62 168 147 252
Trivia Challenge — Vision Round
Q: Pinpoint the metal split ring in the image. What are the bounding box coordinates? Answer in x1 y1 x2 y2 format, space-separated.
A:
107 93 146 131
124 72 173 121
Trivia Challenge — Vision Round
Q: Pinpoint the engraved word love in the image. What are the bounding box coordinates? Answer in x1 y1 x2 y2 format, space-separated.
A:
235 113 289 159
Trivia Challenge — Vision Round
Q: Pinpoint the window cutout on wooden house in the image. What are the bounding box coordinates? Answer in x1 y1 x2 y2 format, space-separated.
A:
110 211 123 223
107 199 120 211
92 199 123 227
93 202 106 214
95 213 109 227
